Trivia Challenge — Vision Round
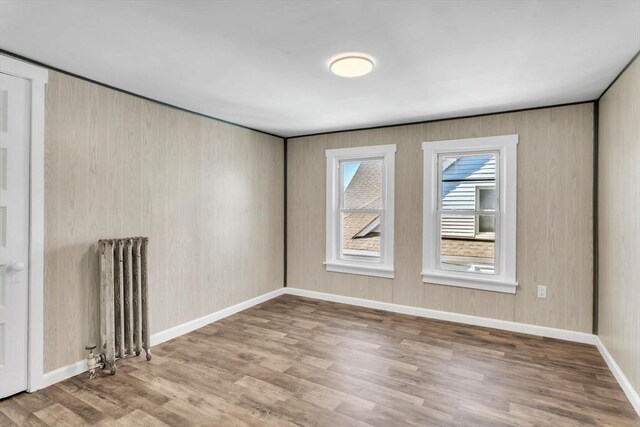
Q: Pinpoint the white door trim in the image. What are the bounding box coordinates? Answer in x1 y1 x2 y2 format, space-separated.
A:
0 55 48 392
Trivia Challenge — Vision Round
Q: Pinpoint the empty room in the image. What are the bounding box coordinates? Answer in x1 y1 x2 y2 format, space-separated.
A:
0 0 639 425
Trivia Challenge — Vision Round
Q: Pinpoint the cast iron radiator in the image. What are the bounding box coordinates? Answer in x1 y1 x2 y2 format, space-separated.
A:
98 237 151 374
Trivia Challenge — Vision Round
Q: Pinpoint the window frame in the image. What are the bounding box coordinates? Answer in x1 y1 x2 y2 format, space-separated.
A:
422 135 518 293
325 144 396 279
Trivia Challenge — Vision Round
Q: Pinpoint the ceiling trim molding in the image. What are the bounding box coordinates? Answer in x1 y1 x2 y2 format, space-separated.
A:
287 100 597 140
0 48 286 139
598 49 640 100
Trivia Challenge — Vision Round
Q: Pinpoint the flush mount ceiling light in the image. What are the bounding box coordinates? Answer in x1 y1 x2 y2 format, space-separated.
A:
329 53 375 78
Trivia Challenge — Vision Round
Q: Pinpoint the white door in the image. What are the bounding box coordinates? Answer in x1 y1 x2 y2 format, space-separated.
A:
0 72 30 398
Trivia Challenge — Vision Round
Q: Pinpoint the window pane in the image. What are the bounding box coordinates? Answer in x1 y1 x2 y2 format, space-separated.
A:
441 153 496 210
478 214 495 233
440 214 495 274
342 159 382 210
478 188 496 210
342 212 381 260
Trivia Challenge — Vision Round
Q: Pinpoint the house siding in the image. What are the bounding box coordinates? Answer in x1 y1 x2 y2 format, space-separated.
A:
441 154 496 237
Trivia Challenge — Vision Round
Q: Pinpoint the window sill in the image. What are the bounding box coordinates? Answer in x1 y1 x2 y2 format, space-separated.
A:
421 272 517 294
325 261 395 279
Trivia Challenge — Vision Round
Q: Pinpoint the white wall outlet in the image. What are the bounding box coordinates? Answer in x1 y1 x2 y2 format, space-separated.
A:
537 285 547 299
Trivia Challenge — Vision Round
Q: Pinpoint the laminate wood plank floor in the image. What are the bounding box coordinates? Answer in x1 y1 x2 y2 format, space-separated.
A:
2 295 638 426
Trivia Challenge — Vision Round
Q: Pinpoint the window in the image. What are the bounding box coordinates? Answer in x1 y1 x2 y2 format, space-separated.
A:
422 135 517 293
325 144 396 278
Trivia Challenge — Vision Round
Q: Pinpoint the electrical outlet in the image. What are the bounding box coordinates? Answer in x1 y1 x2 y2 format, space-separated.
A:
537 285 547 299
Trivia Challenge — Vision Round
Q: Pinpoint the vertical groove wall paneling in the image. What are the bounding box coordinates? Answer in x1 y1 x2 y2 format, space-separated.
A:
43 71 284 372
598 55 640 395
287 103 594 333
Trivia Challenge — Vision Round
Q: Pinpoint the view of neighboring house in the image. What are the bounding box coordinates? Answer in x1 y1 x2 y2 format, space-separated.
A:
342 160 382 257
341 154 497 268
440 153 496 272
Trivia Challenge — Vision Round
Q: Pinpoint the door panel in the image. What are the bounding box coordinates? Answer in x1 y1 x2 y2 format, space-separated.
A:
0 72 30 398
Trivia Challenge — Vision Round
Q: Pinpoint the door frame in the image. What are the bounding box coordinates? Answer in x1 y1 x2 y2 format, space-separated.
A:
0 55 48 392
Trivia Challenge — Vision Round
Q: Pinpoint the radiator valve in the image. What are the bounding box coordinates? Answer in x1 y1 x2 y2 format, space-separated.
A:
85 345 102 379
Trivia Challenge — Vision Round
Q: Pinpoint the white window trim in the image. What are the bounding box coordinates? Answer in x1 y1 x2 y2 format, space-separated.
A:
325 144 396 279
422 135 517 294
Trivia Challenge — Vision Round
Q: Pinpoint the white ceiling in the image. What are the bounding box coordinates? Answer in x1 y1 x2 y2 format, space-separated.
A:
1 1 639 137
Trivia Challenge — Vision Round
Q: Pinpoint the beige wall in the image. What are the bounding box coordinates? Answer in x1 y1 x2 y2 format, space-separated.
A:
288 103 594 332
598 55 640 395
44 71 284 372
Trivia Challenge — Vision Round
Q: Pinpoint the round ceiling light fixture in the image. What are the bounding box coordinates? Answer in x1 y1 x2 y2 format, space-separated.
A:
329 53 374 78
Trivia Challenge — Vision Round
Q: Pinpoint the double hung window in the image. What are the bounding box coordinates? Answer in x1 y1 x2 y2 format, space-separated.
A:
325 144 396 278
422 135 518 293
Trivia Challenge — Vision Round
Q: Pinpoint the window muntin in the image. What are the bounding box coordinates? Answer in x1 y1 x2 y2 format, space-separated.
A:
325 145 395 279
422 135 517 293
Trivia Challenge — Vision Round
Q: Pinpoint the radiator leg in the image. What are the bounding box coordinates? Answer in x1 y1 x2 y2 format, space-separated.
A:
145 349 152 361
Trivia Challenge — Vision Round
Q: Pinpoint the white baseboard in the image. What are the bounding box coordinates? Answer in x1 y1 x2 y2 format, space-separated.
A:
150 287 286 346
595 337 640 416
41 359 88 389
284 287 598 345
38 287 286 390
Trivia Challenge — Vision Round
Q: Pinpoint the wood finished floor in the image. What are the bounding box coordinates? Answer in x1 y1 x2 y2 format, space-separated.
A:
1 294 638 426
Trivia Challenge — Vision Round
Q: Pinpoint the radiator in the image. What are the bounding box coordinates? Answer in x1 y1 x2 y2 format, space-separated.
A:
98 237 151 374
